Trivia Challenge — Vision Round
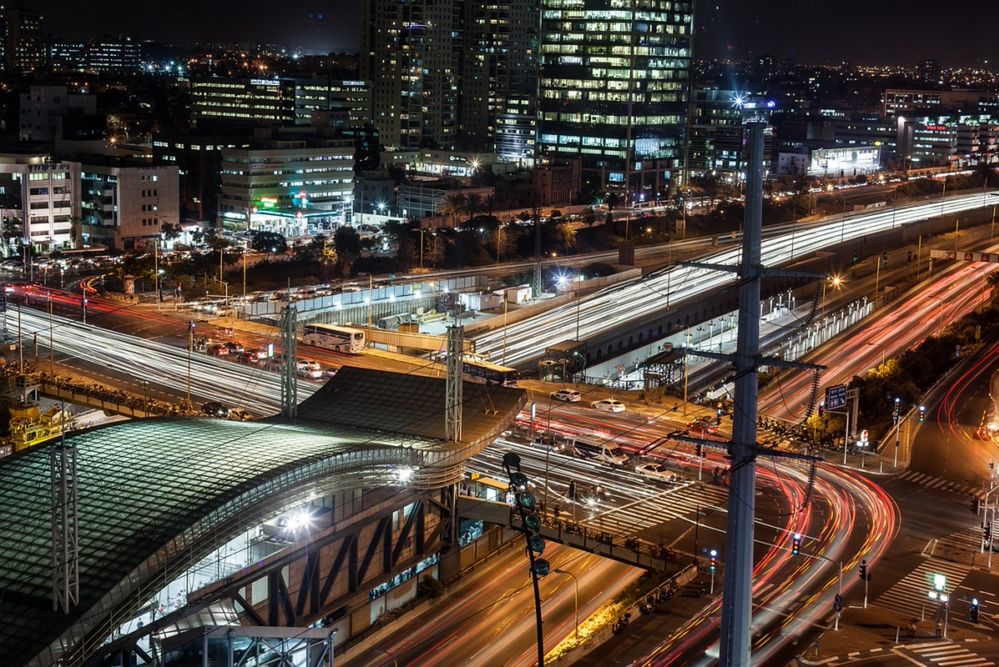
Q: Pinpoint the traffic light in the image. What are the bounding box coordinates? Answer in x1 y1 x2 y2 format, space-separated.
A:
985 522 992 543
568 480 577 501
695 443 703 458
792 533 802 556
971 598 980 624
858 559 868 581
882 252 888 266
503 452 550 578
709 549 718 571
971 497 980 514
919 405 926 423
818 402 826 417
834 594 843 612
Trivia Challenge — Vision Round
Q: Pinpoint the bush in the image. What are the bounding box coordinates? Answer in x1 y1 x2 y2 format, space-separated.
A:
417 575 444 599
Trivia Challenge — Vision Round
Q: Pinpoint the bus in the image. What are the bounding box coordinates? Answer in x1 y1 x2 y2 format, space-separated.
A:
463 358 518 387
430 352 519 387
302 323 366 354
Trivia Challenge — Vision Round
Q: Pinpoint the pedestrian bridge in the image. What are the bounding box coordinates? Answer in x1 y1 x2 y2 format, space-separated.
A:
0 367 525 667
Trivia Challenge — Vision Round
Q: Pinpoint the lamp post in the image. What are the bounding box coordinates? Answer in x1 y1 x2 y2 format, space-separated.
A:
821 275 843 318
553 568 579 642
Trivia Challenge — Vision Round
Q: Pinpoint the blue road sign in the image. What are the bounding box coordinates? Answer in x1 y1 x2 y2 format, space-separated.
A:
825 384 847 411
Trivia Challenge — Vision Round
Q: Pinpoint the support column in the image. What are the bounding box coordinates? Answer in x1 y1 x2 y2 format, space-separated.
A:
718 120 765 666
280 305 298 419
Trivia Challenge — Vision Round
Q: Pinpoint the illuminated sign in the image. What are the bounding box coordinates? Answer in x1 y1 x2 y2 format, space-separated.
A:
250 78 280 87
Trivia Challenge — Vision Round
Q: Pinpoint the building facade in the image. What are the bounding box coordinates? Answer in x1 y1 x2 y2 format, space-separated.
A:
79 161 180 250
293 78 372 127
537 0 694 197
687 88 744 179
0 154 80 251
191 77 297 126
19 85 99 142
361 0 461 149
4 6 44 74
218 138 355 236
152 133 249 226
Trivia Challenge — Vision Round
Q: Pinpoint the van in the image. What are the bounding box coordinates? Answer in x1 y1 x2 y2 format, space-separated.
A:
571 438 629 466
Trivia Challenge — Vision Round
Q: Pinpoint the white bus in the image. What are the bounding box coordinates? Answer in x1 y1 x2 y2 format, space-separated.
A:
302 324 366 354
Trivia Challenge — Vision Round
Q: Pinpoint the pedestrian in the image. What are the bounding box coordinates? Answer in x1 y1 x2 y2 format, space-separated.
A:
553 504 560 520
935 621 942 639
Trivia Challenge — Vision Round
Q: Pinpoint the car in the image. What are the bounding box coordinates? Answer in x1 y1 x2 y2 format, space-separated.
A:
201 401 229 418
227 407 253 422
223 341 245 354
551 388 582 402
296 360 323 379
591 398 626 413
207 344 229 357
635 462 676 482
325 367 339 379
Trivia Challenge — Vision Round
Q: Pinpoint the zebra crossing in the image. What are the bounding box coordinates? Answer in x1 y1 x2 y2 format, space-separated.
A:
896 641 996 666
578 482 729 536
898 470 983 496
874 559 971 620
932 528 985 561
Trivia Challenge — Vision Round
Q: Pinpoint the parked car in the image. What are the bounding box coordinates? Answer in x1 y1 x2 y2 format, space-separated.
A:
223 341 245 354
201 401 229 418
551 388 582 402
207 344 229 357
591 398 626 413
325 367 339 379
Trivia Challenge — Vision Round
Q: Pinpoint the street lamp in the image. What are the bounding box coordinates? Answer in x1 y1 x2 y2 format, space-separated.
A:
553 568 580 642
821 275 843 318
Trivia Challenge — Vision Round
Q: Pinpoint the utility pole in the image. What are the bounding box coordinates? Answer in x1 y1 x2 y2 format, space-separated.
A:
532 199 543 299
718 118 766 667
280 305 298 419
50 409 79 614
445 325 464 442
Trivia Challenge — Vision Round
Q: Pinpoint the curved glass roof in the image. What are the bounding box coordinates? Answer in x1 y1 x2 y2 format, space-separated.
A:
0 417 430 666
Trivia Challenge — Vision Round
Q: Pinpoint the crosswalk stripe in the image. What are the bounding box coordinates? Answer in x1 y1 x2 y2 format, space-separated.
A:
875 560 971 619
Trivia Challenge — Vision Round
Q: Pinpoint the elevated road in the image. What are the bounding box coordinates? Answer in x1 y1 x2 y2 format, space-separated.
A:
472 191 999 367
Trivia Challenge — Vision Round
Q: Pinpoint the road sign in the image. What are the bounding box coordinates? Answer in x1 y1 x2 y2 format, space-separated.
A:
825 384 847 411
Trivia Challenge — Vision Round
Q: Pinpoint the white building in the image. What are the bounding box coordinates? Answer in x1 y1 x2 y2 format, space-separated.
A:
808 146 881 178
0 154 81 252
219 138 355 237
80 161 180 250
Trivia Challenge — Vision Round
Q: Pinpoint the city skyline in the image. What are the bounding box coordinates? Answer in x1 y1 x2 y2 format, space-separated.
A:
17 0 999 67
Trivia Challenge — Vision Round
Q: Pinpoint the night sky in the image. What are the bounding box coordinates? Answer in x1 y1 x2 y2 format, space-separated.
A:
19 0 999 66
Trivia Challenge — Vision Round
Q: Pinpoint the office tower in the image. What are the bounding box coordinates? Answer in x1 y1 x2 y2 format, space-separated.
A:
537 0 694 198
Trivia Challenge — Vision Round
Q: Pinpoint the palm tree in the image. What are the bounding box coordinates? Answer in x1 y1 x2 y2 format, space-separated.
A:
987 270 999 303
441 193 467 228
465 193 483 224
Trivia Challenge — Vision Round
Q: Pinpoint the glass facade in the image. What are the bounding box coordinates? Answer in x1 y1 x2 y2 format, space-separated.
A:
537 0 693 196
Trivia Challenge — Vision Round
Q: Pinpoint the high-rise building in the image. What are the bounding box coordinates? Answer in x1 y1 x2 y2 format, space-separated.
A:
0 5 8 73
87 36 140 73
5 5 44 74
361 0 461 149
916 59 943 87
462 0 539 150
687 88 745 179
19 85 99 142
537 0 694 197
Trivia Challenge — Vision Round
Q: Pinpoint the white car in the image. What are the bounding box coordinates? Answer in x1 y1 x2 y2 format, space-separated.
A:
550 388 581 402
635 462 675 482
591 399 626 413
296 360 323 380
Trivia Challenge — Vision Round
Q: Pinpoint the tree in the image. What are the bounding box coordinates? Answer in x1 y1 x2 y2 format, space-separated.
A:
465 193 483 223
333 226 362 277
250 231 286 254
605 192 621 210
161 222 182 242
442 193 467 227
988 270 999 303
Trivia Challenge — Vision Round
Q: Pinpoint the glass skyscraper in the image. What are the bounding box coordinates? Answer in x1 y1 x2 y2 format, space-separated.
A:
537 0 693 199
